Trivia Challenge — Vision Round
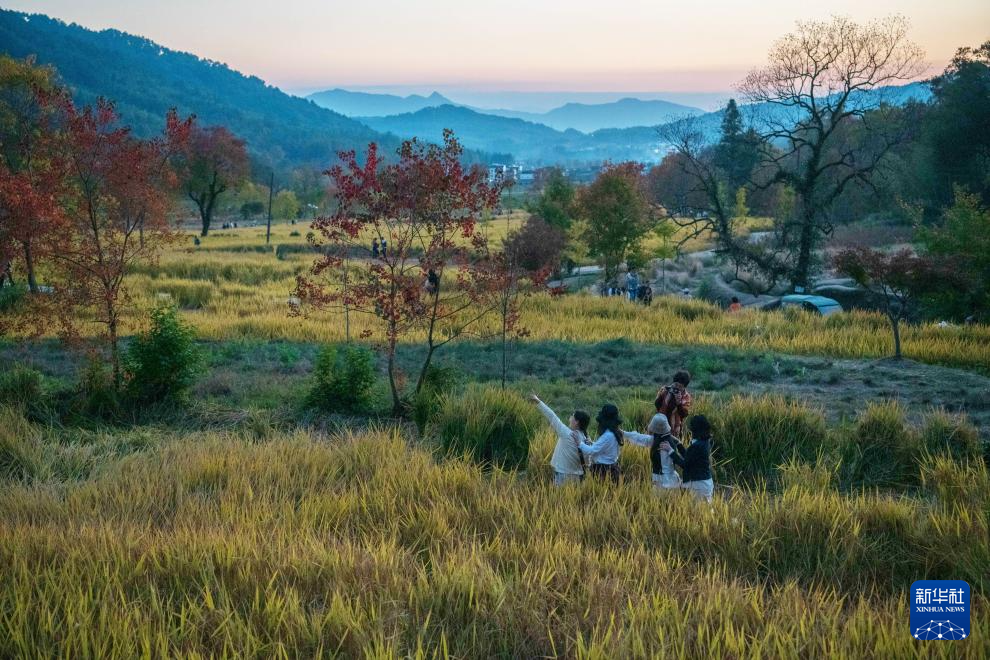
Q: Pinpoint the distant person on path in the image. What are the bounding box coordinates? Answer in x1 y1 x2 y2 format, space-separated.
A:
622 412 682 492
425 269 440 295
626 271 639 301
380 239 387 258
662 415 714 502
655 370 692 439
728 296 742 312
372 238 379 258
528 394 590 485
575 404 625 483
638 283 653 306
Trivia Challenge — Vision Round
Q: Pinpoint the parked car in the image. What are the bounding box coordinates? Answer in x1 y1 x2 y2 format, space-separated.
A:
779 294 843 316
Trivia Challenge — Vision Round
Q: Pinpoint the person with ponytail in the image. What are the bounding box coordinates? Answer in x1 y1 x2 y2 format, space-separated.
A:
575 403 624 483
528 393 590 485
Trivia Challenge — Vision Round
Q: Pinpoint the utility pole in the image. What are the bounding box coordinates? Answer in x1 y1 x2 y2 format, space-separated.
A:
266 171 275 245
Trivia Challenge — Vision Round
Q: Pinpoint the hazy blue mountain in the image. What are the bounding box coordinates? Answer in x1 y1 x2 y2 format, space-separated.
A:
307 88 456 117
358 105 666 164
0 9 404 168
479 97 704 132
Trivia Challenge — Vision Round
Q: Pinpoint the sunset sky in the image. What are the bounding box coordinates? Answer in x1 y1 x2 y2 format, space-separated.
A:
4 0 987 97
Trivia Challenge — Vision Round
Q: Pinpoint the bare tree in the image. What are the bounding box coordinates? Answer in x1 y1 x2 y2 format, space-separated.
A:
739 15 925 289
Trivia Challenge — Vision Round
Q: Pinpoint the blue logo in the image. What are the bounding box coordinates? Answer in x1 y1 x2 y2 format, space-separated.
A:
910 580 970 641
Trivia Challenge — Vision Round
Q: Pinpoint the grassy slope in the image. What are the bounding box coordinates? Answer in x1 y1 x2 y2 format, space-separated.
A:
1 408 987 657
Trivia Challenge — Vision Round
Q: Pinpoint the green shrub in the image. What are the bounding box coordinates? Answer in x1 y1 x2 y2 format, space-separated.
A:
0 365 45 413
843 400 919 488
712 395 829 485
411 364 461 434
431 386 540 471
125 305 202 402
0 283 27 313
307 344 377 413
918 408 982 461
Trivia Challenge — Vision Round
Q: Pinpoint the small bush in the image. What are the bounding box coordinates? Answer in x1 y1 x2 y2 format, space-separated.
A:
843 400 919 487
411 364 461 434
431 386 540 471
74 356 123 421
126 305 202 402
712 394 829 485
308 345 377 413
0 365 45 413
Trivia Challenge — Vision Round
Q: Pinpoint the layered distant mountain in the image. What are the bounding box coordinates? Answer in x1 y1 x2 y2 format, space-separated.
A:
358 105 667 164
307 88 456 117
0 9 404 168
482 97 704 132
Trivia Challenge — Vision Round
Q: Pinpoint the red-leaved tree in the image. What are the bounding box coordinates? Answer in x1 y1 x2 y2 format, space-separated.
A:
293 130 505 413
44 95 192 385
833 247 957 359
179 125 249 236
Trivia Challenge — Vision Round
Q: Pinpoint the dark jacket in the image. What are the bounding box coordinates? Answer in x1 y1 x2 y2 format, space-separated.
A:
669 437 711 483
650 431 675 475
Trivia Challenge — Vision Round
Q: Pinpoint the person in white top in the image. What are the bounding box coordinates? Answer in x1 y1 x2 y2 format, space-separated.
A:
577 403 624 483
528 394 590 485
622 413 682 491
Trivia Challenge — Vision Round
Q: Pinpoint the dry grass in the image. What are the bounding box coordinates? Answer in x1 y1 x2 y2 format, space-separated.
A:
1 404 987 657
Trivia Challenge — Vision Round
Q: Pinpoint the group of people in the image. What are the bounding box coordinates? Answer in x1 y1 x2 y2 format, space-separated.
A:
601 270 653 305
529 369 715 502
371 238 388 258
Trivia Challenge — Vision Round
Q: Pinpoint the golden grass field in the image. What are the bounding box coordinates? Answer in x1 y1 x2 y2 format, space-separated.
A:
101 216 990 372
1 401 987 657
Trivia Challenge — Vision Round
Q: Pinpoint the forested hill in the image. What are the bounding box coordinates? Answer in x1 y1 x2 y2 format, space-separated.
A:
0 9 401 168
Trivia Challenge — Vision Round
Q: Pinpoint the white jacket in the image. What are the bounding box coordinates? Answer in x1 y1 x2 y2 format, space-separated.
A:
537 402 586 475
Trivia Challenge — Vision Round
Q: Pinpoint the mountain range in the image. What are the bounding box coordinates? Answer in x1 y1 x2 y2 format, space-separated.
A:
307 88 704 134
0 8 934 170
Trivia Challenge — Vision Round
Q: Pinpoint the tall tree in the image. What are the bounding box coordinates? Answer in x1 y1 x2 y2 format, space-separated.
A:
0 55 59 292
46 96 191 385
293 131 505 413
739 15 925 289
579 162 652 284
714 99 761 191
924 40 990 208
180 125 249 236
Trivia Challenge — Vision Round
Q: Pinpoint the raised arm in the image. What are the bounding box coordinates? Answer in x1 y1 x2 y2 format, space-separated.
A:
622 430 653 448
529 395 571 440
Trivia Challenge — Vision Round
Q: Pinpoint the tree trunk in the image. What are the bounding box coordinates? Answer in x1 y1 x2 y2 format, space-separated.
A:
890 315 902 359
414 344 437 396
792 208 816 291
108 315 122 389
199 202 211 237
22 240 38 293
266 171 274 245
387 344 403 415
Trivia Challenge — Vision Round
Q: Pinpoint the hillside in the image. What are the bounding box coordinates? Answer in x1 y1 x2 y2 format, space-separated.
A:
0 10 399 168
307 88 455 116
